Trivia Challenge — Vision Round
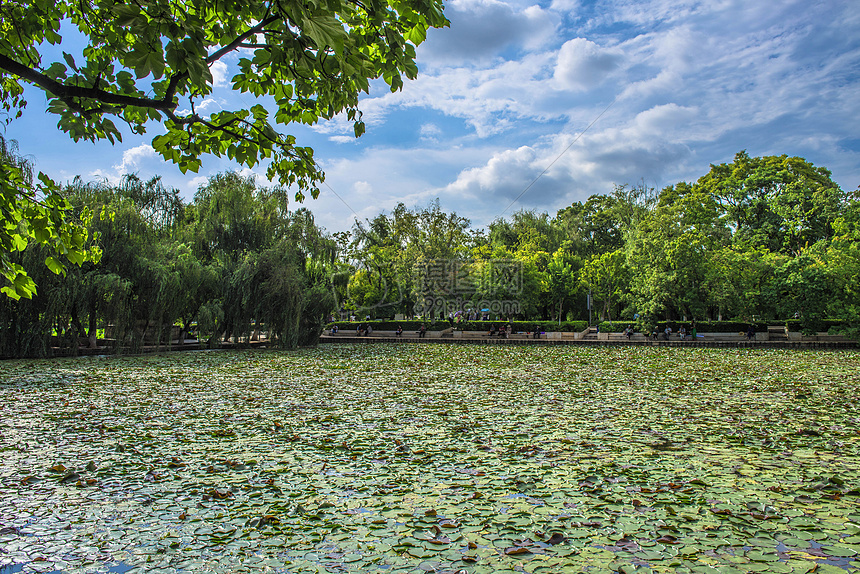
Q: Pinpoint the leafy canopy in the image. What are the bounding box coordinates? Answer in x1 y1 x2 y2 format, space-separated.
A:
0 0 447 297
0 0 447 199
1 0 447 199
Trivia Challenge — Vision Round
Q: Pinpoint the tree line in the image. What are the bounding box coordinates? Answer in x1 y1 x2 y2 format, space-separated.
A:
0 163 337 357
1 149 857 356
339 151 858 336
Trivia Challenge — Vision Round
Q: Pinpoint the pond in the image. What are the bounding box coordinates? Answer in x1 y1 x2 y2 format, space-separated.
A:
1 345 858 573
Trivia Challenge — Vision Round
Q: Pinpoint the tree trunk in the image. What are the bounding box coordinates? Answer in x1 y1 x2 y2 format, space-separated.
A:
87 308 98 349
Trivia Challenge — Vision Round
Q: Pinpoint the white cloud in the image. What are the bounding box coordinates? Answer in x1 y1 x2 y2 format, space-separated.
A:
446 145 538 200
420 0 559 64
187 175 209 191
356 52 560 138
210 60 230 87
420 123 442 141
549 0 580 12
176 97 226 116
113 144 158 175
307 145 493 231
238 166 267 186
197 98 224 113
353 181 374 196
631 103 698 134
87 168 121 186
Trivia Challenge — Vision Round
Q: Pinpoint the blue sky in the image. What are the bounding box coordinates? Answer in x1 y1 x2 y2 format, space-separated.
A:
4 0 860 233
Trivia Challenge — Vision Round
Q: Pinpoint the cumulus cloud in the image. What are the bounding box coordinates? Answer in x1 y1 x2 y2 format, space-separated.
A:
445 146 539 200
237 167 267 185
113 144 158 175
554 38 624 91
353 181 374 196
87 168 121 186
631 103 698 134
187 175 209 192
355 52 560 138
307 144 493 231
548 0 580 13
430 130 693 227
197 98 225 114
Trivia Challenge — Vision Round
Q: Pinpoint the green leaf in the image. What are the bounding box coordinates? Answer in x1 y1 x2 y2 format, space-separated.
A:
45 256 65 275
62 52 78 72
302 15 347 56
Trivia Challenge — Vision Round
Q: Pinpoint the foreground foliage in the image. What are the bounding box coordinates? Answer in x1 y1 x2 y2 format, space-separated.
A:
1 345 859 573
0 0 447 297
0 0 447 199
0 135 101 300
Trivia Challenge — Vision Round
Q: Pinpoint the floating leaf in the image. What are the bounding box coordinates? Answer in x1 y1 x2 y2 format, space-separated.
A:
505 546 532 556
0 346 857 573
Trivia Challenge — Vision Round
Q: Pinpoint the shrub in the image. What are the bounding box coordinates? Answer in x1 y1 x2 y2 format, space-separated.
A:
325 320 590 332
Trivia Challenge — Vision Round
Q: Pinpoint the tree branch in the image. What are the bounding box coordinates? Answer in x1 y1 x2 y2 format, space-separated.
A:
0 53 176 112
205 15 280 65
0 14 284 115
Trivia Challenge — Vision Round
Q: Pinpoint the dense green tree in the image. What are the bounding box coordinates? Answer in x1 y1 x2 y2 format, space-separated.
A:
625 184 730 321
4 150 858 355
581 249 626 322
696 151 845 253
168 243 220 344
826 193 860 328
556 194 623 257
0 136 100 299
192 172 274 261
73 176 186 348
224 241 309 346
192 174 337 346
704 247 775 321
556 184 656 259
0 242 76 356
762 248 837 331
545 247 581 322
490 210 562 255
345 200 472 318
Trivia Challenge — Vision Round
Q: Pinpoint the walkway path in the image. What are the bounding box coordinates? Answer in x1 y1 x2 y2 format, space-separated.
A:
319 334 857 349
